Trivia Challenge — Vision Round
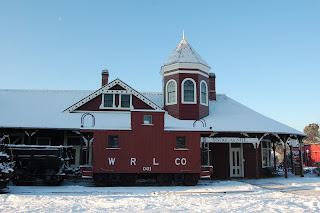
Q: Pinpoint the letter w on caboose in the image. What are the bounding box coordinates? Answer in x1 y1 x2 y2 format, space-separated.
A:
108 157 116 165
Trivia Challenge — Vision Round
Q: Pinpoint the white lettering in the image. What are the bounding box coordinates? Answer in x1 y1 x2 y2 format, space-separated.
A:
175 158 180 165
153 158 159 166
143 167 152 171
175 158 187 166
108 158 116 165
181 158 187 165
131 158 136 165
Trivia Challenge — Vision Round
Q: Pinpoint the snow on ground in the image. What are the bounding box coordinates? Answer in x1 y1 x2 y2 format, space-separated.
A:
1 173 320 212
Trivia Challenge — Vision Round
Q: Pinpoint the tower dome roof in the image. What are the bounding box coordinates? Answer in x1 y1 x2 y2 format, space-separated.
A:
161 38 210 69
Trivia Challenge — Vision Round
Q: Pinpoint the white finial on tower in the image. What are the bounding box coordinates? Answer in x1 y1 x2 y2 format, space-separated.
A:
183 30 185 40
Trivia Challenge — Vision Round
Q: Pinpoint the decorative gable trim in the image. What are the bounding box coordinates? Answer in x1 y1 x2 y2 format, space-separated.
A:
63 78 162 113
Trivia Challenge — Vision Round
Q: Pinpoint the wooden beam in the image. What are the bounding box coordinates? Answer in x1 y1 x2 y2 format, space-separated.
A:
284 136 288 178
273 142 277 172
299 137 304 177
290 145 294 174
255 143 259 179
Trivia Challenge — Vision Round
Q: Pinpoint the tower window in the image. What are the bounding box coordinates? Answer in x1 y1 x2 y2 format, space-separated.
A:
200 81 208 105
166 80 177 105
182 78 197 104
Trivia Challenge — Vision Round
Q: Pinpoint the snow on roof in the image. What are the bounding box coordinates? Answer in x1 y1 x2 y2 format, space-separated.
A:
164 94 305 136
0 89 304 136
161 39 210 68
141 92 163 108
0 89 131 130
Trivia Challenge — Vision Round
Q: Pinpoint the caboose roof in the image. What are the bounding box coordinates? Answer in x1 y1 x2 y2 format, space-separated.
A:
0 89 304 136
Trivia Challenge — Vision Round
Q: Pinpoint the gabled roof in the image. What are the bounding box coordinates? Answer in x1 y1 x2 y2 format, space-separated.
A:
164 94 305 136
0 89 305 136
63 78 162 112
161 38 210 69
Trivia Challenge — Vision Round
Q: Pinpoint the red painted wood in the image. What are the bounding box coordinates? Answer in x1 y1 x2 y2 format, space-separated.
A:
210 143 229 179
109 85 126 90
76 94 153 111
164 73 209 120
91 111 201 174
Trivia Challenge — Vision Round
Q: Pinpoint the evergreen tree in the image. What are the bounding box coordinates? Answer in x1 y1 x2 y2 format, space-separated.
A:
303 123 320 144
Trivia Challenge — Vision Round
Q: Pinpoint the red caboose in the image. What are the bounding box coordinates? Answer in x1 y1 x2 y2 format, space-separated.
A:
90 110 202 186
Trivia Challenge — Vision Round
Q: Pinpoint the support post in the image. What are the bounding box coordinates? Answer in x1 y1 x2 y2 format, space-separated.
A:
290 145 294 174
273 142 277 172
284 136 288 178
255 143 259 179
298 137 304 177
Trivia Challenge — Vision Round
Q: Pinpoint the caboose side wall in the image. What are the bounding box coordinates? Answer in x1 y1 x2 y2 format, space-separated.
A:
92 130 202 174
91 110 202 174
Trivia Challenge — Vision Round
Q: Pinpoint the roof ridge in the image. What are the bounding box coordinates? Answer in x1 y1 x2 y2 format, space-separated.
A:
0 89 93 92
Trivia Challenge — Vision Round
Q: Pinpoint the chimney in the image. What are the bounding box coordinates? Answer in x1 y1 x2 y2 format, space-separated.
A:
208 72 216 100
102 69 109 87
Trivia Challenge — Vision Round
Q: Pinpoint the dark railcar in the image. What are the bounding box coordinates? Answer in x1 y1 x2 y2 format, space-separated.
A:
7 145 73 186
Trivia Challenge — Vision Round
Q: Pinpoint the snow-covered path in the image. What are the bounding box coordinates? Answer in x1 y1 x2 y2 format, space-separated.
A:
1 174 320 212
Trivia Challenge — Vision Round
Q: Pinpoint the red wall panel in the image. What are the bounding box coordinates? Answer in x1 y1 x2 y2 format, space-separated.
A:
91 111 201 174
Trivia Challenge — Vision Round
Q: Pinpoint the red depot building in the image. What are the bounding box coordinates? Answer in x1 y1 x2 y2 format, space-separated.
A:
0 34 306 186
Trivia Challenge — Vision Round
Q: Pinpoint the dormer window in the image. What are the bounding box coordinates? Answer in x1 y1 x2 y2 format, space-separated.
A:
182 78 197 104
120 94 130 108
103 94 114 107
200 81 208 106
101 93 132 109
166 80 177 105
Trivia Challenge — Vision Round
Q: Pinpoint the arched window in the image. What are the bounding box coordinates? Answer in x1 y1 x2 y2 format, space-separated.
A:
182 78 196 104
200 81 208 105
166 80 177 105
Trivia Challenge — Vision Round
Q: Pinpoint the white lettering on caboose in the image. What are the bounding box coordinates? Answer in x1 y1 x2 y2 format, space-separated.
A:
131 158 136 165
153 158 159 165
175 158 187 165
108 157 116 165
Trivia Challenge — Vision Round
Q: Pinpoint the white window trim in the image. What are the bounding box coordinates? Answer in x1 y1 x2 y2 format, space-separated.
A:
36 137 52 145
100 94 133 110
261 140 272 168
181 78 197 104
143 115 152 125
200 80 208 106
119 94 133 109
165 79 177 106
100 94 115 109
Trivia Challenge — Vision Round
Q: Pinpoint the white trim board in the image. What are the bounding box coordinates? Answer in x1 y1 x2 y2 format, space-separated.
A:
63 78 162 112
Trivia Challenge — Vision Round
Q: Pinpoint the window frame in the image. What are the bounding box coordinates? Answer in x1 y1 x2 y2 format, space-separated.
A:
200 80 208 106
261 140 272 168
176 136 186 149
181 78 197 104
143 115 152 125
102 94 115 108
120 94 131 108
108 135 119 148
165 79 177 105
101 93 133 110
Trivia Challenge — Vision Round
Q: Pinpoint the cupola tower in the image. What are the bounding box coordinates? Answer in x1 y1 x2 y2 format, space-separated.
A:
160 33 214 120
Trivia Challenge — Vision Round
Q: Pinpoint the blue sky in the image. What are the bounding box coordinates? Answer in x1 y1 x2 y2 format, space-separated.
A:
0 0 319 132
